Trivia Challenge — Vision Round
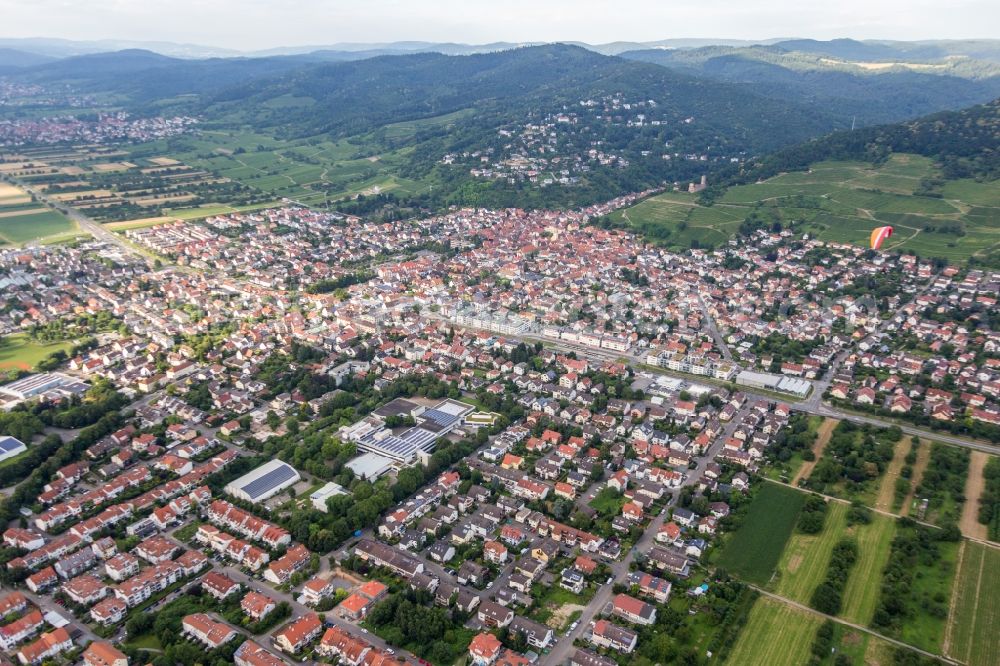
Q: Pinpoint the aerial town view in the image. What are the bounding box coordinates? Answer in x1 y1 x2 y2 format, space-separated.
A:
0 2 998 666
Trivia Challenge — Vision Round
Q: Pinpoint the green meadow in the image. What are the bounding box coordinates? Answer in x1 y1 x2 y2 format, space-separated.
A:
613 154 1000 263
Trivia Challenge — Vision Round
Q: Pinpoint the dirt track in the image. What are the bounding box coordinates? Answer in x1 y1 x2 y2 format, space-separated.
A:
901 440 932 517
960 451 989 540
793 418 839 485
875 437 911 512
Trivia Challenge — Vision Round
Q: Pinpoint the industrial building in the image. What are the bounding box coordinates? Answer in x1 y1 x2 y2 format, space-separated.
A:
0 373 89 403
736 371 811 398
224 460 300 503
340 398 473 465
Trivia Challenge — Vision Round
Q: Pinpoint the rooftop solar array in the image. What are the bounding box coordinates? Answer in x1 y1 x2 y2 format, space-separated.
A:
237 462 298 500
419 408 460 433
358 426 438 461
0 436 25 455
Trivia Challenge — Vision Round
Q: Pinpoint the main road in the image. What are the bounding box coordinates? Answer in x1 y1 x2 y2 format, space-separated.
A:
0 173 150 264
541 401 751 666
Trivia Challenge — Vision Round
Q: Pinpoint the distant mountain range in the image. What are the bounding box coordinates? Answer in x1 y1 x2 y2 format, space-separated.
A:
1 38 997 212
3 36 999 62
0 44 843 147
5 38 999 134
620 44 1000 125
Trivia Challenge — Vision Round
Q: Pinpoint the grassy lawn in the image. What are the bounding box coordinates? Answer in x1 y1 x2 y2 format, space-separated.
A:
840 513 896 625
612 154 1000 262
817 623 896 666
947 541 1000 666
0 333 75 371
726 597 822 666
126 632 162 650
773 501 849 604
589 487 626 517
0 209 76 244
529 583 594 628
715 482 806 585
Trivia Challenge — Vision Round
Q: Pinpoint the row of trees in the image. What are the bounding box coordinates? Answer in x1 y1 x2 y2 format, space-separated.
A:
809 538 858 615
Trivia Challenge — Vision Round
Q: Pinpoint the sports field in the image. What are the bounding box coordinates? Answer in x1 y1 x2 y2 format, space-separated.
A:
0 333 74 371
946 541 1000 666
774 501 848 604
715 482 806 585
613 154 1000 262
0 182 76 244
726 597 822 666
840 513 897 625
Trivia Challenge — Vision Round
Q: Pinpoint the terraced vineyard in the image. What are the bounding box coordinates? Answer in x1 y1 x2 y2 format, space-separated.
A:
612 153 1000 262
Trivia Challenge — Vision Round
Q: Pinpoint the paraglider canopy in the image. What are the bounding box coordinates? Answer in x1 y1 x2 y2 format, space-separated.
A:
870 225 893 250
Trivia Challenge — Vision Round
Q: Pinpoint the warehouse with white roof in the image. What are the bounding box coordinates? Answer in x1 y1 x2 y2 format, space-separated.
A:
224 459 301 503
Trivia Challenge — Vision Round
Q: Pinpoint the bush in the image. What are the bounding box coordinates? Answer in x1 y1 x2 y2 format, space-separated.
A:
797 494 829 534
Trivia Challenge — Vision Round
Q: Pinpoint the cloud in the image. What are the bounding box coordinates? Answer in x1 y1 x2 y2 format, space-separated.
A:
0 0 994 50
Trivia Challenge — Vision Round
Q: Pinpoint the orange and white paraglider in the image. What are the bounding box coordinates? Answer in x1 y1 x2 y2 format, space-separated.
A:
869 225 893 250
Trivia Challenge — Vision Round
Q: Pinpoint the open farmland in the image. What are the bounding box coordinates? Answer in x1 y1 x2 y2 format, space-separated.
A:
872 522 959 654
612 154 1000 262
123 128 436 209
715 482 806 585
726 597 822 666
946 541 1000 666
840 513 897 625
1 142 272 223
774 501 849 604
0 181 76 244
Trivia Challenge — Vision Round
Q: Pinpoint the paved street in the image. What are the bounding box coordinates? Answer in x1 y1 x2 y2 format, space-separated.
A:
542 401 748 666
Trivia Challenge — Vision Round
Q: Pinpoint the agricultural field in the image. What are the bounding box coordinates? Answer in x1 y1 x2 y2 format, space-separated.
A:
612 154 1000 262
817 623 897 666
715 482 806 585
946 541 1000 666
914 443 969 526
803 421 899 506
0 182 76 244
123 128 437 209
726 597 822 666
0 333 75 372
872 522 959 654
840 513 897 625
773 501 849 604
959 451 990 541
1 142 272 223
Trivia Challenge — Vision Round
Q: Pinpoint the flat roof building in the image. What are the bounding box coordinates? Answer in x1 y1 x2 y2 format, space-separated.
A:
345 453 394 480
0 373 89 402
310 482 348 512
224 460 300 503
736 371 811 398
0 436 27 463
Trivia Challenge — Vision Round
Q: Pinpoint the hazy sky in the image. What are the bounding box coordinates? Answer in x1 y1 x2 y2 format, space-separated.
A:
1 0 996 50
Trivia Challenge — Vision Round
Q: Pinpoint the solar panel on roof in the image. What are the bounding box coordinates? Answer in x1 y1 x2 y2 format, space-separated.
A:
0 437 25 454
239 463 298 500
422 409 459 427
